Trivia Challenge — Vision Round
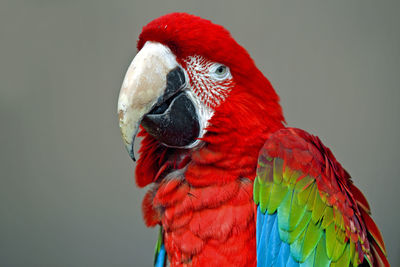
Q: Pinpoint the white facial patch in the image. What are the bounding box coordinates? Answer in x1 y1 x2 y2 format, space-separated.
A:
183 55 234 108
181 55 235 148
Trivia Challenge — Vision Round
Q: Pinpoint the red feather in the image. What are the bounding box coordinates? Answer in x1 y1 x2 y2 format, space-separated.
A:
349 182 371 214
371 239 390 267
141 187 159 227
360 208 387 256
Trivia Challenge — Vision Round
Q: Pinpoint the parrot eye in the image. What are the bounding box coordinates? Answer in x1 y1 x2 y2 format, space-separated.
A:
212 64 230 80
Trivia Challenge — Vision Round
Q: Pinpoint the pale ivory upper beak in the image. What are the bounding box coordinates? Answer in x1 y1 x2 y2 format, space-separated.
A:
117 41 178 159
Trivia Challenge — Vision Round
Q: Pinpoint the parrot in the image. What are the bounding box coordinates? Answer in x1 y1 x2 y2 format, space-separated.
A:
117 13 389 267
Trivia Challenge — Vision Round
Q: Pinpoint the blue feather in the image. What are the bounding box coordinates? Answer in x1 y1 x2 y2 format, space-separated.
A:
257 208 268 266
155 244 166 267
276 242 291 266
265 214 282 265
256 205 265 245
286 253 300 267
257 209 278 267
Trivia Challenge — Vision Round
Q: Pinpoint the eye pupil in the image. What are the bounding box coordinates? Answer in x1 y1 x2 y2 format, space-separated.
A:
216 65 226 75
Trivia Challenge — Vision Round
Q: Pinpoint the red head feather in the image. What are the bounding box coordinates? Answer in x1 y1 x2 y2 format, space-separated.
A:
138 13 253 76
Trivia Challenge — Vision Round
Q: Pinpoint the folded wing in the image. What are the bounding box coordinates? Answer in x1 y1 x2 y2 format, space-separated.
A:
254 128 389 267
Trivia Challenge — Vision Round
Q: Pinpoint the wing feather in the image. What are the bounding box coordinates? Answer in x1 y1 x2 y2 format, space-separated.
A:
254 128 389 266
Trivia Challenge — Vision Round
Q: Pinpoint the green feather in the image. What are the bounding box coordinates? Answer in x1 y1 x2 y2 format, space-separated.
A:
331 243 350 267
253 177 260 205
291 220 323 262
326 223 336 259
267 182 289 214
277 188 308 231
280 211 312 244
282 167 290 183
259 182 271 213
352 250 360 267
273 158 284 184
314 235 331 267
326 223 347 261
294 175 313 193
298 182 315 207
336 227 347 244
321 206 334 229
289 170 302 185
300 245 316 267
332 241 347 262
311 190 326 223
288 191 307 231
277 188 292 230
299 234 331 267
290 226 307 262
306 184 318 211
349 240 356 266
302 221 323 261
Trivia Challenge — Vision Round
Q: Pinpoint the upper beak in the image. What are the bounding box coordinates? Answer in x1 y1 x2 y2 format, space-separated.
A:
118 41 201 161
117 41 179 160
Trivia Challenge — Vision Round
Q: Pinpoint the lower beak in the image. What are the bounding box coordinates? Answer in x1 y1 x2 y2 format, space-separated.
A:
117 41 200 161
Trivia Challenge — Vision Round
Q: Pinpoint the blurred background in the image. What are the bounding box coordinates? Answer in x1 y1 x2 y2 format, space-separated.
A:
1 0 399 266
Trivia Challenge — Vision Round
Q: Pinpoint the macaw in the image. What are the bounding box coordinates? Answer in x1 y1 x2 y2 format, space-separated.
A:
117 13 389 267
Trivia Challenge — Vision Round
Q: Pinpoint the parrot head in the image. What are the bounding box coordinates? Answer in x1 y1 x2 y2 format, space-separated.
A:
118 13 284 187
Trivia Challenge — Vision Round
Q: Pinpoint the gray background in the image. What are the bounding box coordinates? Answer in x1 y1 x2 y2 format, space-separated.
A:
1 0 399 266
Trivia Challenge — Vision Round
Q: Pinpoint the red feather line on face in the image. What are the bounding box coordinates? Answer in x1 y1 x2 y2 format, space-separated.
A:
183 55 234 108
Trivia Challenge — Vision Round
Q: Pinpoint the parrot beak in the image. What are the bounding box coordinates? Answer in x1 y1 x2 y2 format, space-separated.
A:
118 41 200 161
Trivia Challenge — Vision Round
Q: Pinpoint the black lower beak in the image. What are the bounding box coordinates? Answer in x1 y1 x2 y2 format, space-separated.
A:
141 67 200 148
